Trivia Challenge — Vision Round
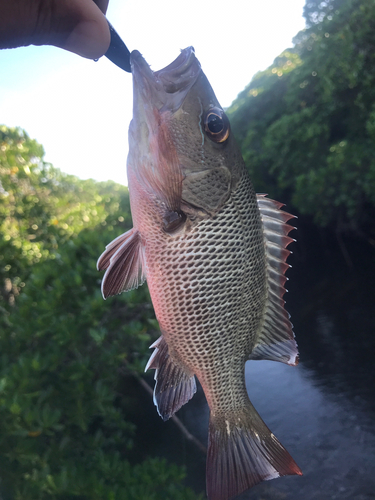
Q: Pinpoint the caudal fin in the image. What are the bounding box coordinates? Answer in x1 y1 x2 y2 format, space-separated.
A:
206 403 302 500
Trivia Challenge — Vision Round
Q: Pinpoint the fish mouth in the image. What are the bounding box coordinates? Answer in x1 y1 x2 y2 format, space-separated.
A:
130 47 201 112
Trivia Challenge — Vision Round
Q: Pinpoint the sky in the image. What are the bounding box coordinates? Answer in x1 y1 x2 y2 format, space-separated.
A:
0 0 306 186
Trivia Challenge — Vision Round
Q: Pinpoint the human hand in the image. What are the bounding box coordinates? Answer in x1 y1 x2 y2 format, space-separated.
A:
0 0 111 59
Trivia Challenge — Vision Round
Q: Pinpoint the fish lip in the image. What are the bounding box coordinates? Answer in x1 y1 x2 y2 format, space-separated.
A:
130 49 155 82
130 47 201 110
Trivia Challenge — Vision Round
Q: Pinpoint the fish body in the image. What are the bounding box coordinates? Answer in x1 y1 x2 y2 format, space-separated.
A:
98 47 302 500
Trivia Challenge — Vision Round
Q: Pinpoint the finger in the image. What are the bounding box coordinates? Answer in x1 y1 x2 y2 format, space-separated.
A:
0 0 111 59
0 1 38 49
52 0 111 59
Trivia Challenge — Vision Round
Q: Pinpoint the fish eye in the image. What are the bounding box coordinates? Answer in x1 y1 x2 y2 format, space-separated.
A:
204 107 230 143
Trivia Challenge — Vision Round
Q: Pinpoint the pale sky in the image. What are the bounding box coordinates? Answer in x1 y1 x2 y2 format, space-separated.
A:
0 0 306 186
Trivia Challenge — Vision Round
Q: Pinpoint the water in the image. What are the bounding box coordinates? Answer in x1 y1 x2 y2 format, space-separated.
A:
130 226 375 499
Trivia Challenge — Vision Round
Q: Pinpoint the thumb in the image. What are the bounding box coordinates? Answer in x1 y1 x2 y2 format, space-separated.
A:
0 0 110 59
51 0 111 59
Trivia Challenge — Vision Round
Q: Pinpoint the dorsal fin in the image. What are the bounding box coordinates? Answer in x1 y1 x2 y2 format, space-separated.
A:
250 195 299 366
97 227 146 299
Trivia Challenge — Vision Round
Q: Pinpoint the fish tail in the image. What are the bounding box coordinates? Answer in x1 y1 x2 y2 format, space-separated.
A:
206 403 302 500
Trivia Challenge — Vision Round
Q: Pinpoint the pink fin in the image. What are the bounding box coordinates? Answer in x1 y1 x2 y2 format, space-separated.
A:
97 230 132 271
252 195 299 366
206 404 302 500
145 336 196 421
98 228 145 299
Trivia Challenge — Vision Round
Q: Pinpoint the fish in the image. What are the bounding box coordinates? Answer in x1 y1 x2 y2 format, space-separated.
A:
97 46 302 500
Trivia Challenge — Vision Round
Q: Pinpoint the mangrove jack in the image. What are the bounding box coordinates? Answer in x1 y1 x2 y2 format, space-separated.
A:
98 47 302 500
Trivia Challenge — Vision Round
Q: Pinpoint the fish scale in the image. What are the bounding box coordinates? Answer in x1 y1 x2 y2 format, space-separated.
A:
145 169 264 411
98 46 302 500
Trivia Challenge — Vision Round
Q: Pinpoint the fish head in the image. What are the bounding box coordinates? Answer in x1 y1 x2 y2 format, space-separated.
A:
128 47 243 232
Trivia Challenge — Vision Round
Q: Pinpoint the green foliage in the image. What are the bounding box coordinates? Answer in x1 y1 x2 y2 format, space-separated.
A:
302 0 341 28
0 126 202 499
0 125 131 306
228 0 375 232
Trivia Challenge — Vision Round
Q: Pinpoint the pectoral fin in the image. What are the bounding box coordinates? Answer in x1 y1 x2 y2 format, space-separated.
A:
97 227 145 299
250 195 299 366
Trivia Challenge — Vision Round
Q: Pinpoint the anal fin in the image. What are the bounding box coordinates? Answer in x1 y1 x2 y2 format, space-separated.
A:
252 195 299 366
97 227 145 299
207 403 302 500
145 336 196 421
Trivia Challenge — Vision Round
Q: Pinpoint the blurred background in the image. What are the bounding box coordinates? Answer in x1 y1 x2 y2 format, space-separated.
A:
1 0 375 499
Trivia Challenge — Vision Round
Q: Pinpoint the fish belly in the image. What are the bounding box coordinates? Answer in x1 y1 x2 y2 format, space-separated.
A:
145 168 267 410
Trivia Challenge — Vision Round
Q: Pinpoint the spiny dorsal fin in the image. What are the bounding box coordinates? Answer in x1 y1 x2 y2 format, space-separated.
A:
97 227 146 299
250 195 299 366
145 336 197 421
